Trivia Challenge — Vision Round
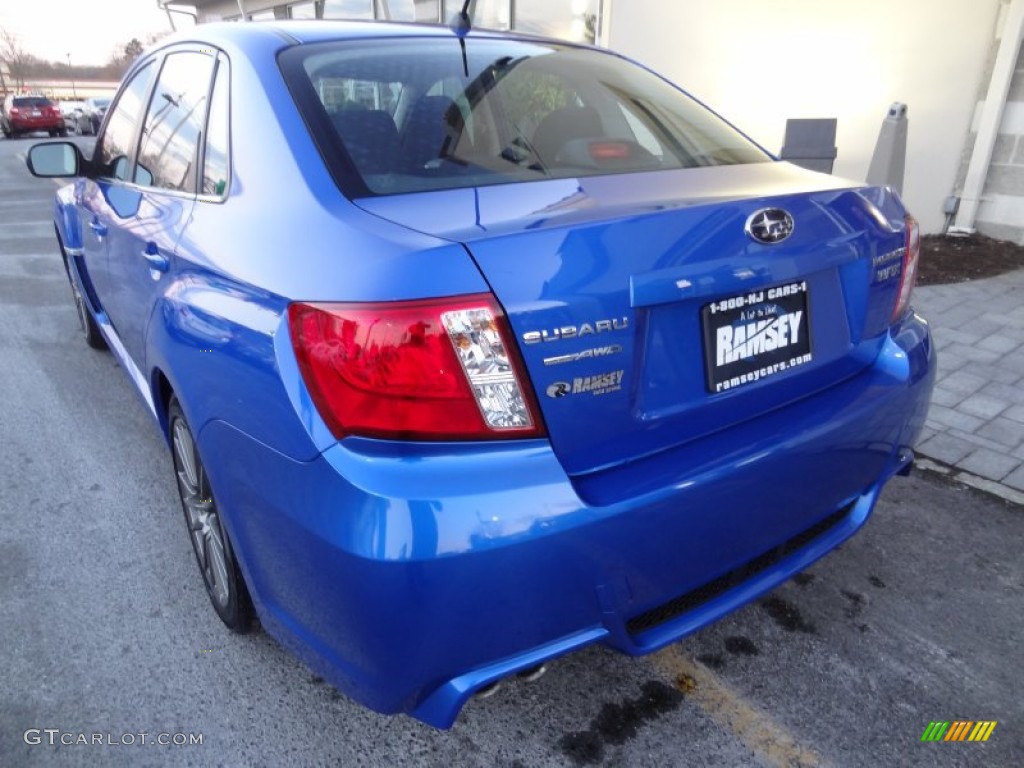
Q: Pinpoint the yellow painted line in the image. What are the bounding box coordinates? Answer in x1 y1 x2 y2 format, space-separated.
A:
649 647 831 768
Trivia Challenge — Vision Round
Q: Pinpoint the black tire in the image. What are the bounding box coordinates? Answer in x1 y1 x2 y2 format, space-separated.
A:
58 126 68 137
59 245 107 350
169 398 256 633
49 129 58 137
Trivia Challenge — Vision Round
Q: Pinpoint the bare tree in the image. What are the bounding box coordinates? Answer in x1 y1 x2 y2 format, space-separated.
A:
124 38 144 61
0 26 31 89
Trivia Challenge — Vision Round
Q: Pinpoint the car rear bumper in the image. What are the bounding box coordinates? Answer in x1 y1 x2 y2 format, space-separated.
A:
9 116 64 132
201 311 934 728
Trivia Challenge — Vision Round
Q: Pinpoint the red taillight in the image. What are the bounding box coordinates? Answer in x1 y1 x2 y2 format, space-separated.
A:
891 214 920 322
288 295 545 441
9 107 19 115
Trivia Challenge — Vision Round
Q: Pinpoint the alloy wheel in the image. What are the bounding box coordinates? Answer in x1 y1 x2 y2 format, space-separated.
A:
167 399 255 632
172 417 231 609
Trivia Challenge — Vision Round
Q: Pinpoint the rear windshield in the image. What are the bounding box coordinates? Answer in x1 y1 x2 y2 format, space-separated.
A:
13 97 54 107
281 37 769 197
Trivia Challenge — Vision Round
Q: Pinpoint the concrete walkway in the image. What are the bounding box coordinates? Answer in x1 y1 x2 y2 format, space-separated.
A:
912 267 1024 502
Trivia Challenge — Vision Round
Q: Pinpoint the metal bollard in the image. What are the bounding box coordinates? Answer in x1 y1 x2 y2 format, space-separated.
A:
780 118 837 174
866 102 908 194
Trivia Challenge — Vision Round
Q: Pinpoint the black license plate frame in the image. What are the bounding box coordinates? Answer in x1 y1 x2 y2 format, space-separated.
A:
702 281 813 394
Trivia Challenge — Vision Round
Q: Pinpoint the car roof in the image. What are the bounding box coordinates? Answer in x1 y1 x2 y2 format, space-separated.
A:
149 19 562 56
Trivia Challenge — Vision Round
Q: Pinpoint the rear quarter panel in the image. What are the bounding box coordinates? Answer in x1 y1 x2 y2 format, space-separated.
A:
147 34 491 461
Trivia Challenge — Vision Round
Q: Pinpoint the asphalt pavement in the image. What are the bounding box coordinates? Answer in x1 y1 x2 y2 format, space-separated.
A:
1 134 1021 767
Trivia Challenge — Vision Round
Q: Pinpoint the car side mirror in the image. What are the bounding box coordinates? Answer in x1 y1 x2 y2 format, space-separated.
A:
27 142 84 178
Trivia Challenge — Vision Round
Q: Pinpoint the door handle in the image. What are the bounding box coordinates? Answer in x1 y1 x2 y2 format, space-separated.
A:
88 220 107 237
142 248 170 272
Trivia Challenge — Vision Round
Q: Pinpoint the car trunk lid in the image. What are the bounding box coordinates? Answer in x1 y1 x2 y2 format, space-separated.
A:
355 162 907 478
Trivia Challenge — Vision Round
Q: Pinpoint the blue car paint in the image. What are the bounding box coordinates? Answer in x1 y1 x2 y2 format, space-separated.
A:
202 314 930 726
359 167 913 479
40 21 935 728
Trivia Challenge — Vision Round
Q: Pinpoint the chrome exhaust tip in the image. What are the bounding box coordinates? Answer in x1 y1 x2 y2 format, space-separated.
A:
515 664 548 683
473 680 502 699
473 663 548 700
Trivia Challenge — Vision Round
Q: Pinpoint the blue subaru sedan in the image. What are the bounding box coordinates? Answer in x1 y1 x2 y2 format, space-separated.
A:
27 19 934 727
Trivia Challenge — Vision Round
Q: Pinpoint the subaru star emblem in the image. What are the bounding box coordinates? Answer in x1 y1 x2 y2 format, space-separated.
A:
745 208 795 244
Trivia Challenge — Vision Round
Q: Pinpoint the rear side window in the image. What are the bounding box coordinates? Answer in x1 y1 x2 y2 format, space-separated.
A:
136 51 216 192
281 38 769 197
98 62 156 181
201 55 231 197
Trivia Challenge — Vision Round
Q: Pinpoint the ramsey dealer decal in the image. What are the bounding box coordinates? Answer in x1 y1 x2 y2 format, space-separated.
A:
546 369 625 398
701 281 813 393
716 309 804 366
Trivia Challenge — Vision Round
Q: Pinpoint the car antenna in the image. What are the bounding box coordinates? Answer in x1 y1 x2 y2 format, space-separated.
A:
450 0 476 76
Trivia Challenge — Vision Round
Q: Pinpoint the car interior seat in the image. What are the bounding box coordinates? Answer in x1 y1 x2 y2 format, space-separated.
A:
530 106 604 167
332 109 401 176
399 95 465 171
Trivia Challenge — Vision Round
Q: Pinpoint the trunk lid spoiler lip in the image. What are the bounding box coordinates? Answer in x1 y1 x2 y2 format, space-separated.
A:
351 162 879 243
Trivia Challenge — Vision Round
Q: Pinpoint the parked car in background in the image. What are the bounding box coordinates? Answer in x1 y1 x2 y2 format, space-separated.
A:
2 94 66 138
58 100 87 133
26 20 935 728
76 95 112 135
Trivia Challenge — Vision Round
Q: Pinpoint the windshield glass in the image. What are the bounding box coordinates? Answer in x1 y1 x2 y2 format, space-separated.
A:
282 37 769 197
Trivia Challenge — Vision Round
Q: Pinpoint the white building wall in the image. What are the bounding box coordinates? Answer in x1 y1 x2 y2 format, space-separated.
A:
606 0 1002 234
965 41 1024 243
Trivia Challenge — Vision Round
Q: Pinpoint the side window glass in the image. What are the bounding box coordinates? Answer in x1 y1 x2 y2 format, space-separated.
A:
136 52 216 192
202 56 230 197
98 62 156 180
